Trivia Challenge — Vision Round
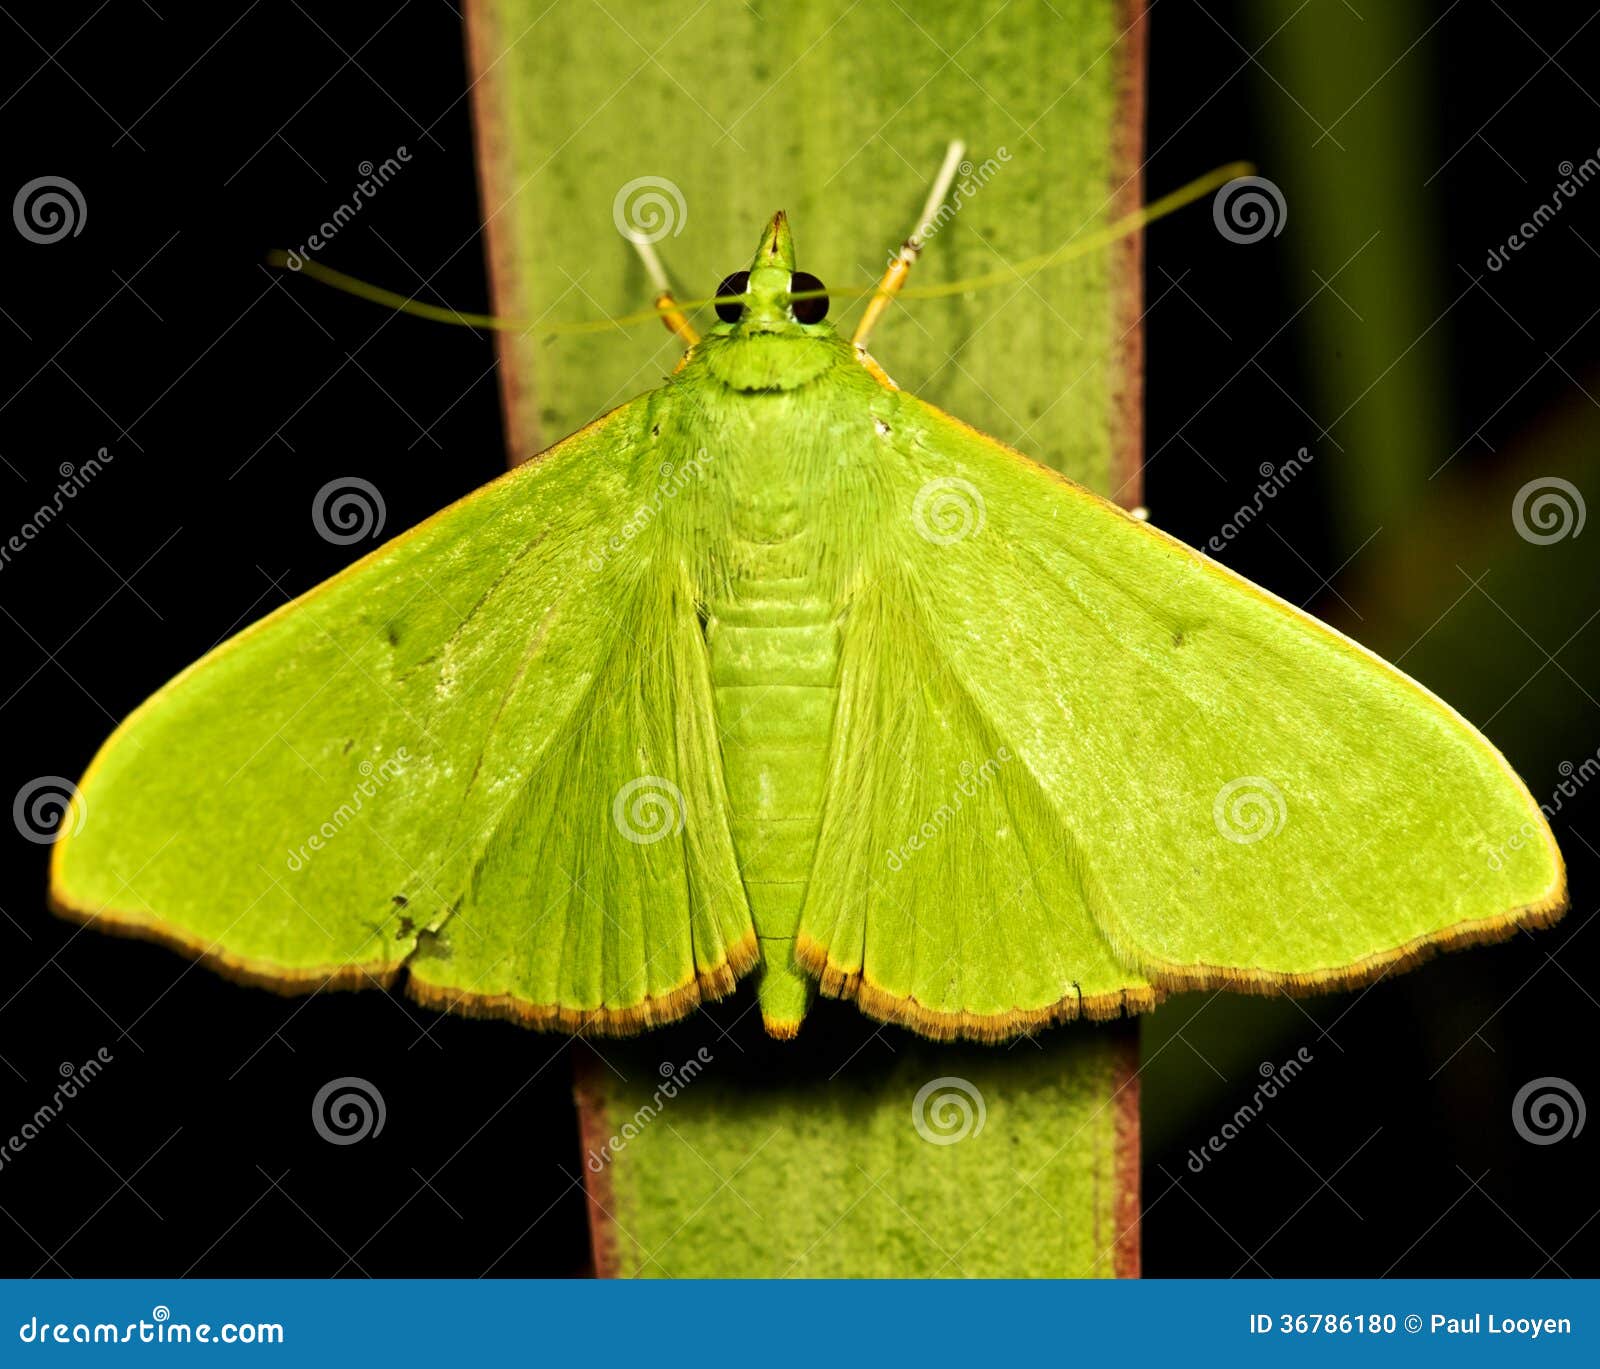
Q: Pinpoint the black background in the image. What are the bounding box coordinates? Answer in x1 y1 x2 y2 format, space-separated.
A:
1 3 1595 1278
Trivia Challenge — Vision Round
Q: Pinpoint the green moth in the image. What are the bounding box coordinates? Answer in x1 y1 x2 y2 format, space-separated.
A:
50 212 1565 1042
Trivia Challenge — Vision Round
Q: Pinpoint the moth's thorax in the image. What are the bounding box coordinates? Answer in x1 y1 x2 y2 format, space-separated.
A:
658 347 897 600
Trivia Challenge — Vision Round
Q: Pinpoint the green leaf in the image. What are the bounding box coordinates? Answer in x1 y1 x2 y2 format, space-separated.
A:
467 0 1141 491
465 0 1151 1275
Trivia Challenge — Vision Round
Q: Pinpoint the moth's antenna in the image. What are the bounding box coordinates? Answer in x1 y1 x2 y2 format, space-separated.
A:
852 140 966 351
893 160 1256 303
628 236 699 346
264 252 536 331
265 250 694 336
268 161 1252 339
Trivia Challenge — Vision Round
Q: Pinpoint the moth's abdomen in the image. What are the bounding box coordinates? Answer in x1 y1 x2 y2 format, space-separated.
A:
706 573 840 1030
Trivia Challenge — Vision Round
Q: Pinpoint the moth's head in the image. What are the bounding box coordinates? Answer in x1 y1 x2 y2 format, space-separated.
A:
694 212 844 392
710 211 832 337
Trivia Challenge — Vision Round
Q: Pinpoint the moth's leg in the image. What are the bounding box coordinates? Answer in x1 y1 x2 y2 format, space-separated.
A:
629 236 699 347
852 139 966 351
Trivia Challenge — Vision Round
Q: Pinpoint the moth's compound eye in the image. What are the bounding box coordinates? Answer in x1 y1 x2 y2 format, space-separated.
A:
715 271 749 323
789 271 829 324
